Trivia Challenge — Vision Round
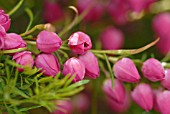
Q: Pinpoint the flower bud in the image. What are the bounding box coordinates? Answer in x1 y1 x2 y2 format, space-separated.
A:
152 13 170 54
0 10 10 31
100 26 124 50
113 58 140 82
107 0 130 25
102 79 126 104
35 53 60 77
131 83 153 111
79 51 100 79
43 0 64 23
107 91 130 113
161 69 170 90
77 0 104 22
12 51 34 72
3 33 26 50
142 58 165 82
52 100 73 114
36 30 62 53
0 25 6 49
68 32 92 54
156 90 170 114
62 57 85 82
153 88 162 112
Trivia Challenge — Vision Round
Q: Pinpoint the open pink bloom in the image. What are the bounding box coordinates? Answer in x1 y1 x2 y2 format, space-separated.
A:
131 83 153 111
127 0 156 13
102 79 126 104
107 0 130 25
36 30 62 53
152 13 170 54
107 91 130 113
0 10 10 31
43 0 64 22
35 53 60 77
62 57 85 82
52 100 73 114
68 32 92 54
113 58 140 82
12 51 34 72
161 69 170 90
77 0 104 22
3 33 26 50
142 58 165 82
0 25 6 49
156 90 170 114
79 51 100 79
100 26 124 50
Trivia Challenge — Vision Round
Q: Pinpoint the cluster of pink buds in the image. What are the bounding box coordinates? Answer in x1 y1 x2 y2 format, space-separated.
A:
102 56 170 113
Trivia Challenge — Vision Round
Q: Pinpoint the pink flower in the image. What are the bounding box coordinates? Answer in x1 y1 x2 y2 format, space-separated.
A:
35 53 60 77
152 13 170 54
52 100 73 114
68 32 92 54
156 90 170 114
131 83 153 111
107 0 130 25
153 88 162 112
3 33 26 50
113 58 140 82
77 0 104 22
127 0 156 13
107 91 130 113
161 69 170 90
12 51 34 72
0 10 10 31
102 79 126 104
43 0 64 22
79 51 100 79
100 26 124 50
36 30 62 53
0 25 6 49
62 57 85 82
142 58 165 82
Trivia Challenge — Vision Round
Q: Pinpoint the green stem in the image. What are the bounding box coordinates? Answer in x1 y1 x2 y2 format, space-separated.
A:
91 38 159 55
8 0 24 16
25 8 34 32
20 24 45 37
25 40 36 45
0 47 27 54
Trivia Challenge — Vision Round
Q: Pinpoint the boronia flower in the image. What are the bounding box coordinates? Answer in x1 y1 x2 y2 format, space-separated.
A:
142 58 165 82
100 26 124 50
12 51 34 72
79 51 100 79
68 32 92 55
0 10 11 31
62 57 85 82
161 69 170 90
3 33 27 50
156 90 170 114
35 53 60 77
131 83 153 111
36 30 62 53
102 79 126 104
0 25 6 49
113 58 140 82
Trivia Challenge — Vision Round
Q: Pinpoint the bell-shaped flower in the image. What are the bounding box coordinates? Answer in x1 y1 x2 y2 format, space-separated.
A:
113 58 140 82
79 51 100 79
35 53 60 77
